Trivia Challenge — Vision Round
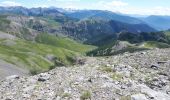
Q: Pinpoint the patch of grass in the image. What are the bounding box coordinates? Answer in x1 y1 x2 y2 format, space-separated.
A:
35 33 96 53
39 17 61 28
110 73 123 81
80 90 91 100
164 31 170 43
87 40 149 56
29 68 40 75
62 93 71 98
142 41 170 48
100 66 113 73
110 47 148 56
120 95 131 100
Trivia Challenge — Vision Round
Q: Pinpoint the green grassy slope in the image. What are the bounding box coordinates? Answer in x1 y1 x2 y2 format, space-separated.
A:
140 41 170 48
164 31 170 43
35 33 96 53
0 38 95 74
88 40 170 56
0 14 96 74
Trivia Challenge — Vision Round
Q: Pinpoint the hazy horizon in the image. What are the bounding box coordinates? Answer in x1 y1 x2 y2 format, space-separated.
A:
0 0 170 16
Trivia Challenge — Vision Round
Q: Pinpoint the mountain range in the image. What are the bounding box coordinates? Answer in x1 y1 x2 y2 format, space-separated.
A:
140 15 170 30
1 5 170 100
0 6 170 75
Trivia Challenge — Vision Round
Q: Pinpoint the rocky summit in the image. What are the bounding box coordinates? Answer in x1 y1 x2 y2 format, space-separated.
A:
0 48 170 100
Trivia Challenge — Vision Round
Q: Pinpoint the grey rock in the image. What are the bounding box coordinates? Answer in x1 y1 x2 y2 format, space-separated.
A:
6 75 19 80
140 84 170 100
37 73 50 82
131 94 148 100
150 64 159 70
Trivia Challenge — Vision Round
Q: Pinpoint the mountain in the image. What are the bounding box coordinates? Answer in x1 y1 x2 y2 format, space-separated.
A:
0 6 77 23
0 4 170 100
87 31 170 56
141 15 170 30
61 18 156 45
0 7 157 43
0 6 169 77
0 13 96 75
67 10 145 24
109 20 156 33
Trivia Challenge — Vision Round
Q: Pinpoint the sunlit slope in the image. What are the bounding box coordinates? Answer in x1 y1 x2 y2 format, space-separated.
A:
0 38 95 74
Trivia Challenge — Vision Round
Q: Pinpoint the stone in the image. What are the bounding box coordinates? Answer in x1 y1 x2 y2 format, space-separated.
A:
23 85 35 92
157 61 168 64
38 77 47 82
37 73 50 82
6 75 19 80
131 94 148 100
121 85 126 89
139 84 170 100
150 64 159 70
141 52 146 55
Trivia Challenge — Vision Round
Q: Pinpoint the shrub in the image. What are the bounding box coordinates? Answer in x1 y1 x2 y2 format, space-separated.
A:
80 90 91 100
29 69 40 75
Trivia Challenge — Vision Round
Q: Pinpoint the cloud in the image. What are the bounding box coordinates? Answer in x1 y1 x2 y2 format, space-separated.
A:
62 0 80 1
91 0 170 15
103 0 128 7
0 1 22 7
150 6 170 15
114 6 170 15
0 0 169 15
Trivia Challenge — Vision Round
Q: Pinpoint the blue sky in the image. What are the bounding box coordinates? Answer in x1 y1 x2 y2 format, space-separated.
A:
0 0 170 15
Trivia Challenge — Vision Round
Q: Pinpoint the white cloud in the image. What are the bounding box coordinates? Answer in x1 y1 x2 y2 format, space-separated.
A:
47 0 80 2
113 6 170 15
103 0 128 7
0 1 22 7
89 0 170 15
150 7 170 15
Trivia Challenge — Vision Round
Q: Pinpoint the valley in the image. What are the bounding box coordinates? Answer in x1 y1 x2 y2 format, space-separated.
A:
0 6 170 100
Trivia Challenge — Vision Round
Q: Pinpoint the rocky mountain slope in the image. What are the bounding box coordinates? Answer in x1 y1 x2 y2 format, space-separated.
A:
1 48 170 100
61 18 156 45
87 30 170 56
0 7 157 43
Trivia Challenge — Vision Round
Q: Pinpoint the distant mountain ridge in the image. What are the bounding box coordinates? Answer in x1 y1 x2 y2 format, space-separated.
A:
0 6 159 46
66 10 145 24
61 18 156 45
140 15 170 30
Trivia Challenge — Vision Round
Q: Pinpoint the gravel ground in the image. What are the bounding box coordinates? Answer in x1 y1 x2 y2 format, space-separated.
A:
0 48 170 100
0 59 29 80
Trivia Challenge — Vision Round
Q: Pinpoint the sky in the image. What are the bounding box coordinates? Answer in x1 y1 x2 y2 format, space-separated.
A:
0 0 170 15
